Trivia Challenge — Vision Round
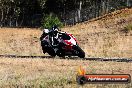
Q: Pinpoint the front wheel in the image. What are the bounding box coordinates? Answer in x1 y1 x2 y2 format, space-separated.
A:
47 47 56 57
73 45 85 58
41 41 56 57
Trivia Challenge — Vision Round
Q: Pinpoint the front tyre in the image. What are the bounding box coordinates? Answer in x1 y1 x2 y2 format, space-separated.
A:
56 48 65 57
73 45 85 58
45 46 56 57
41 41 56 57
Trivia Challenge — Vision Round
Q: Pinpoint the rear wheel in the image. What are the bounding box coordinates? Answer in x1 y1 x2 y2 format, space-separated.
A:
73 45 85 58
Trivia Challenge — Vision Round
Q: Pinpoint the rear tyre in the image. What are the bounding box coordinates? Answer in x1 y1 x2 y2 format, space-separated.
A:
73 45 85 58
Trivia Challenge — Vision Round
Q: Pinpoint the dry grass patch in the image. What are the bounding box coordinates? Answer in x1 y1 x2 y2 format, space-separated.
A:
124 23 132 32
0 28 43 56
0 57 131 88
63 8 132 58
0 8 132 58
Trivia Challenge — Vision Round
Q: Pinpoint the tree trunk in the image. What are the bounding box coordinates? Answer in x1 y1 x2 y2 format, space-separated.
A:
78 1 82 22
0 9 4 27
5 7 10 26
127 0 130 7
106 0 109 13
9 16 12 27
102 0 106 15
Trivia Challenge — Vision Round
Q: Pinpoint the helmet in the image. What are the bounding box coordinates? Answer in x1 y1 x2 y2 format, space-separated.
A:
52 25 58 31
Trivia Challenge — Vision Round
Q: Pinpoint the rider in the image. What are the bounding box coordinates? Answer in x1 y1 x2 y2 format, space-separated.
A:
40 25 60 47
50 25 60 46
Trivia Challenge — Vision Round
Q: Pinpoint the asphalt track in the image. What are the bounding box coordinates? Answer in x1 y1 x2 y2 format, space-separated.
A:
0 55 131 63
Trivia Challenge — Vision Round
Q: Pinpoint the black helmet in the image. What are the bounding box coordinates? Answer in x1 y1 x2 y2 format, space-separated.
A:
52 25 58 31
51 25 58 36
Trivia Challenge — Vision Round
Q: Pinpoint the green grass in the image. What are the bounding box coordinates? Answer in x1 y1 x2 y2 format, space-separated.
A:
124 24 132 32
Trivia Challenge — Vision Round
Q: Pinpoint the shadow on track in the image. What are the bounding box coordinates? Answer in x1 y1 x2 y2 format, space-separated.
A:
83 57 132 62
0 55 131 63
62 57 132 62
0 55 52 59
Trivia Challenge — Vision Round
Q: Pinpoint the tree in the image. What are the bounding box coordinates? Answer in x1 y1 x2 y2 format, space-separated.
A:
41 13 63 29
0 0 131 27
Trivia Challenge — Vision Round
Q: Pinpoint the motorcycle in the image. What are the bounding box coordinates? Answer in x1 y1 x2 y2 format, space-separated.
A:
40 31 85 58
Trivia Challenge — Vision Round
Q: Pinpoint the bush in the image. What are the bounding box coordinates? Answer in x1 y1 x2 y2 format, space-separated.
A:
41 14 63 29
124 24 132 32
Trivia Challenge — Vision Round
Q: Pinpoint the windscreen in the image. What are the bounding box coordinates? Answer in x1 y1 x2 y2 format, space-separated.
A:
61 33 71 40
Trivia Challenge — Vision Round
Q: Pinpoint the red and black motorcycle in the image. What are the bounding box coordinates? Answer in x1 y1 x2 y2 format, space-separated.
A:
40 31 85 58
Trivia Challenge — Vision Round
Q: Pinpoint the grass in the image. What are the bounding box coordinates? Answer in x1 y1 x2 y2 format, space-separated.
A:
63 8 132 58
0 8 132 88
0 28 43 56
124 23 132 32
0 23 132 58
0 8 132 58
0 58 131 88
0 9 131 58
